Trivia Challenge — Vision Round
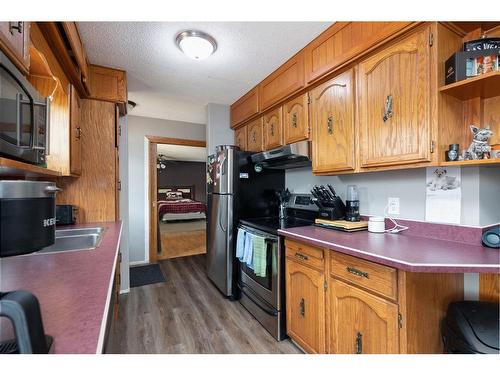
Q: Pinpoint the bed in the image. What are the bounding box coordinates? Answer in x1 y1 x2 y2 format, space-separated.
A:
157 186 206 222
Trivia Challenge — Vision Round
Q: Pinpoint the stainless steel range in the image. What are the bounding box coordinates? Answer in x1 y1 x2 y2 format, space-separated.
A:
237 193 317 340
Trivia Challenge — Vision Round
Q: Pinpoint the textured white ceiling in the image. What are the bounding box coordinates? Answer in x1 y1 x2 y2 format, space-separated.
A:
77 22 332 122
157 144 206 162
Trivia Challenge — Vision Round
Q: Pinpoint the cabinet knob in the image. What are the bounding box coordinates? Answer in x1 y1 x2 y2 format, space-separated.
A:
292 113 298 128
383 94 393 122
270 123 274 136
327 115 333 134
299 298 305 317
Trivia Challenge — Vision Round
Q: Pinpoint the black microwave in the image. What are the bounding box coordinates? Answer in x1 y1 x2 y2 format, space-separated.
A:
0 51 50 165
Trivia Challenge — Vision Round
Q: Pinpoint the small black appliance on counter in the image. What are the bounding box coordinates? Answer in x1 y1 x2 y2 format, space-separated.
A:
310 184 346 220
0 180 59 354
441 301 499 354
56 205 78 226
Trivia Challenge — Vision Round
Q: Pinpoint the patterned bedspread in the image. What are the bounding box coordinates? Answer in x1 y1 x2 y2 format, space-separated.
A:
158 199 206 216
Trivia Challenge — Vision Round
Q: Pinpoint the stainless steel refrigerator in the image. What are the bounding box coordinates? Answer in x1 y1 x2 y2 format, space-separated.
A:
206 145 238 297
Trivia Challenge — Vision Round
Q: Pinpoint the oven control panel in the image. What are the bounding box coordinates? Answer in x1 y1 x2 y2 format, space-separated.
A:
288 194 317 211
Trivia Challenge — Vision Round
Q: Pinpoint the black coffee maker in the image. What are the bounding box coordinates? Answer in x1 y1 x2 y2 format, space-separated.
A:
0 181 59 354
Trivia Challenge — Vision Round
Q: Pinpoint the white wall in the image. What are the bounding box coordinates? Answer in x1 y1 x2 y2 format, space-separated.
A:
127 115 206 263
206 103 234 155
285 166 499 227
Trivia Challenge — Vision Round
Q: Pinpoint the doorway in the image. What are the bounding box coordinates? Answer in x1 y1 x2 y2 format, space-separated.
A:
147 136 207 263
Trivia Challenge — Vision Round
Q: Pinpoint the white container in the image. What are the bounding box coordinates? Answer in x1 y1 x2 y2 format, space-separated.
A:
368 216 385 233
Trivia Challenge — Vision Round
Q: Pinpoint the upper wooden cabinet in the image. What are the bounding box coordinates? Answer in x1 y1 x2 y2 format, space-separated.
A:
263 107 283 150
70 86 82 176
330 279 399 354
37 22 91 97
0 22 30 74
234 125 247 151
311 69 355 173
246 117 264 152
259 51 305 111
304 22 414 84
230 87 259 128
283 93 310 144
358 26 432 168
88 64 127 104
285 258 326 354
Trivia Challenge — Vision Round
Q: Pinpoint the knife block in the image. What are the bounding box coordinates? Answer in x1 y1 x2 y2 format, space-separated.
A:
316 196 346 220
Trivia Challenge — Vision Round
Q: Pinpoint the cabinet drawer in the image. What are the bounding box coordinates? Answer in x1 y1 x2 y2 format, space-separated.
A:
330 252 397 300
285 240 324 270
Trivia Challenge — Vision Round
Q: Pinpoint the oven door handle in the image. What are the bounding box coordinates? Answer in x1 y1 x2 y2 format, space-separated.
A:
15 93 22 146
238 283 278 317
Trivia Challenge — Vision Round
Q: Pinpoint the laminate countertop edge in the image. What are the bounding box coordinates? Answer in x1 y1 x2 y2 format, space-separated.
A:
95 222 122 354
278 227 500 274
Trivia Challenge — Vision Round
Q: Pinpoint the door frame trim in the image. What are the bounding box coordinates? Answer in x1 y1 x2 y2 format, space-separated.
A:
146 135 206 264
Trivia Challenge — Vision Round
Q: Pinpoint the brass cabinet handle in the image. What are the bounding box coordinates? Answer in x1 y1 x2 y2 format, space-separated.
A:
295 252 309 261
299 298 305 317
292 113 298 128
383 94 393 122
346 266 369 279
355 332 363 354
9 22 23 34
252 131 256 143
270 122 274 136
327 115 333 134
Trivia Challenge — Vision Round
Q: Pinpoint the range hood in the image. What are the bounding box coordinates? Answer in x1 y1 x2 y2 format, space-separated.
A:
251 141 311 170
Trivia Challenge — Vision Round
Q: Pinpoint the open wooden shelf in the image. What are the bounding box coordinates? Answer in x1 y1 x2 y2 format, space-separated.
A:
0 157 61 178
439 71 500 100
440 158 500 167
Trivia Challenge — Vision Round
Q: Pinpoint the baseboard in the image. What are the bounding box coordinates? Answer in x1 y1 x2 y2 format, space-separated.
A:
129 260 149 266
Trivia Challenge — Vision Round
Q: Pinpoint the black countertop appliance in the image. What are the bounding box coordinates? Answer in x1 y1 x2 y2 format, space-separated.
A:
0 180 59 354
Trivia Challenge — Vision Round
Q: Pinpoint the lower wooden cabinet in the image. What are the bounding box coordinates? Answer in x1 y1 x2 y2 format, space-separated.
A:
285 258 326 354
330 279 399 354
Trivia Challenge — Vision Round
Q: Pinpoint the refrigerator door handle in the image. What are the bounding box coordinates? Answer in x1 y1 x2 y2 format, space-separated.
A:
219 196 227 232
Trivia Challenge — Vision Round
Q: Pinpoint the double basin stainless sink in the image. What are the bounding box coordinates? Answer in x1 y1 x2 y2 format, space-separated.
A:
37 227 105 254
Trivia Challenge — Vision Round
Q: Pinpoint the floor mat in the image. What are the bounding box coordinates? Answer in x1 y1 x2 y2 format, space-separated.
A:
130 264 166 288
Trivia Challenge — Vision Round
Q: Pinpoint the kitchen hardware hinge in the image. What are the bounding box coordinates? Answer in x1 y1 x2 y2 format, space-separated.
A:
430 140 435 153
307 93 312 105
398 313 403 328
117 180 122 191
118 125 122 136
429 33 434 47
324 280 328 291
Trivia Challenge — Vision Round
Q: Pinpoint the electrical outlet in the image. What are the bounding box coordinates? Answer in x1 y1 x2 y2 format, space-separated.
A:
387 197 400 215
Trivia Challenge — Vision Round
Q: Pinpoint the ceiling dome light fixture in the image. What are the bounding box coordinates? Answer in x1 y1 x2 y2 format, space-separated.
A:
175 30 217 60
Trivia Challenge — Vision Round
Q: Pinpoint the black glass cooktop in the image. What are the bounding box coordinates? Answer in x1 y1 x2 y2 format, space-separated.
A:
239 216 314 234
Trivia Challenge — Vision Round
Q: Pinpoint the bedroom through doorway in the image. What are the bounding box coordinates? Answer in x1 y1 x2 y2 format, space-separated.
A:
147 136 207 262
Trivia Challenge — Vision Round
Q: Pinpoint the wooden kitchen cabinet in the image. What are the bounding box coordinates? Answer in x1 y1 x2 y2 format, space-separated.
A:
0 22 30 74
234 125 247 151
330 279 399 354
246 117 264 152
311 69 356 173
230 87 259 128
358 26 432 168
259 51 305 111
285 258 326 354
263 107 283 150
283 93 309 144
88 64 127 105
70 86 82 175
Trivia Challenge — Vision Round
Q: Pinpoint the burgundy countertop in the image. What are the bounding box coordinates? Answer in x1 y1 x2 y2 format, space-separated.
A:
278 226 499 273
0 221 122 354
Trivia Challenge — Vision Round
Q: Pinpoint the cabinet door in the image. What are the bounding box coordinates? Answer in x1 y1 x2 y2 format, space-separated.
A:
0 22 30 73
234 125 247 151
263 107 283 150
246 117 264 152
358 27 431 167
70 86 82 175
285 259 326 353
283 93 309 144
311 69 355 173
230 87 259 128
88 64 127 103
330 279 399 354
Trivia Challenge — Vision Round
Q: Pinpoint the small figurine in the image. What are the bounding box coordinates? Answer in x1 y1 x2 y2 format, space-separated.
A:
465 125 493 160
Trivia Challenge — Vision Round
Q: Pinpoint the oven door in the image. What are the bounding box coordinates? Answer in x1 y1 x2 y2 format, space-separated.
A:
238 225 281 310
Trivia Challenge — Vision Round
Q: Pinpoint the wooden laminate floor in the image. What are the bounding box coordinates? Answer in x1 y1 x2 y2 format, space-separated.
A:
107 254 301 354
